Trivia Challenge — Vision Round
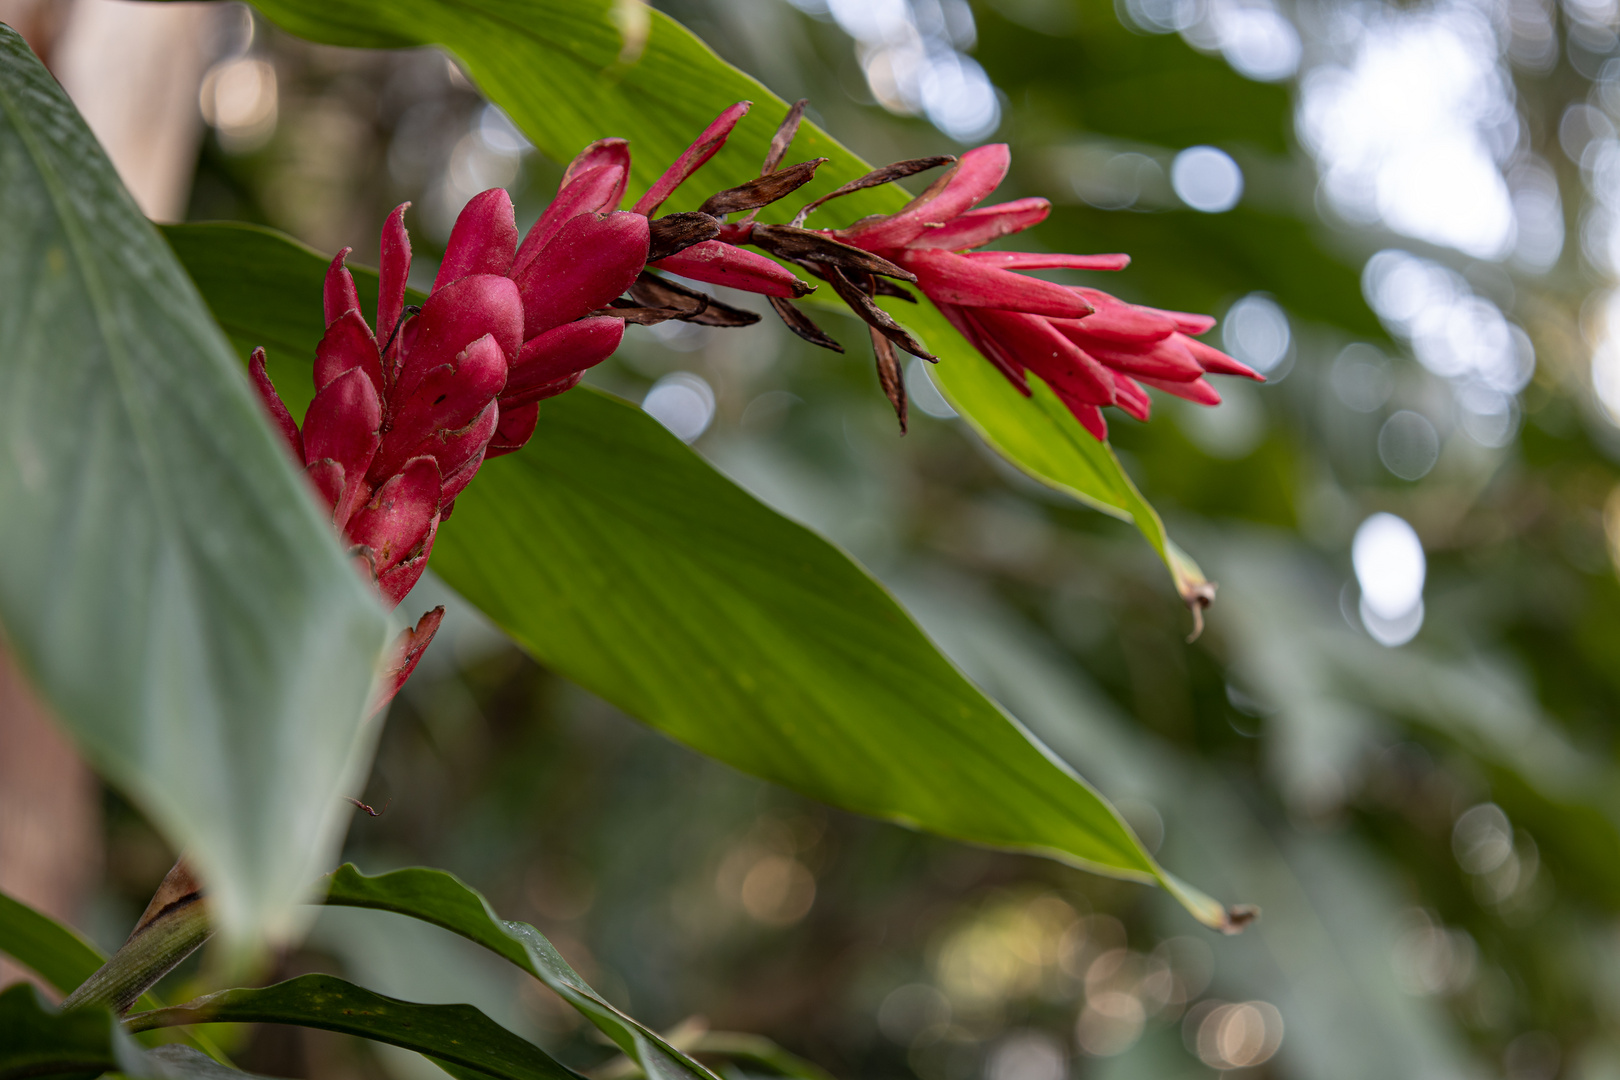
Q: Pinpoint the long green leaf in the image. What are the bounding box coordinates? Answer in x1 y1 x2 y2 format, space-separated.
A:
0 29 392 948
0 889 108 998
125 974 580 1080
162 224 1236 927
233 0 1202 603
0 888 230 1058
322 864 716 1080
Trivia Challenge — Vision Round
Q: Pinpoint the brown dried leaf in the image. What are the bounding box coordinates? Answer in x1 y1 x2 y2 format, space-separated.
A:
700 159 827 217
823 267 936 362
763 99 808 176
647 212 721 261
871 327 908 434
628 272 761 327
791 156 956 226
767 296 845 353
873 277 918 303
750 223 917 282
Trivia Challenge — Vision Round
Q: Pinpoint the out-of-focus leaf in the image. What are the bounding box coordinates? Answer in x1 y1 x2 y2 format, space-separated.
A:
0 28 391 948
0 889 230 1057
0 984 145 1080
678 1033 837 1080
0 888 108 998
236 0 1204 605
975 2 1294 152
163 221 1242 929
322 864 717 1080
128 1046 277 1080
125 974 579 1080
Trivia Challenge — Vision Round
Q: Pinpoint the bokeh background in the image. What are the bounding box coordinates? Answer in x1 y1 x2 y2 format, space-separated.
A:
5 0 1620 1076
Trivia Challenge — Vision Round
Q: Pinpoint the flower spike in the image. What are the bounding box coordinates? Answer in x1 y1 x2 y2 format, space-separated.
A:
717 105 1261 435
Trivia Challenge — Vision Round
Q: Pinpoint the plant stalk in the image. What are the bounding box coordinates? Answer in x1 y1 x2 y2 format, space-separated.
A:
61 858 212 1015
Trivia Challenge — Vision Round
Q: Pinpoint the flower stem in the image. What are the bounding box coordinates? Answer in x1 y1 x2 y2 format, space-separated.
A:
61 858 212 1015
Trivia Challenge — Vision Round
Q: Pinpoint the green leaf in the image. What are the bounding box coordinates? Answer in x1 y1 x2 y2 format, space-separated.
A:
322 864 716 1080
0 30 392 948
234 0 1199 600
0 888 107 998
161 225 1238 928
0 887 232 1060
0 984 145 1080
438 388 1231 925
875 297 1215 609
125 974 580 1080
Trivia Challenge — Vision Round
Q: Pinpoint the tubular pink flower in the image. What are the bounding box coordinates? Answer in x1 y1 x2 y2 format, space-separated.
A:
650 240 809 298
632 101 752 217
512 211 649 340
243 109 829 709
794 141 1261 438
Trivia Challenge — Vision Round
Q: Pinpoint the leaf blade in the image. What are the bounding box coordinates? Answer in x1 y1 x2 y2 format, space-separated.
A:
125 974 580 1080
163 221 1236 928
0 28 392 948
322 864 717 1080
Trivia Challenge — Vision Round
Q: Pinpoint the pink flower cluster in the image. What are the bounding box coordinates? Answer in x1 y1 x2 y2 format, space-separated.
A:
704 106 1263 439
823 144 1262 440
250 99 1260 704
249 109 804 706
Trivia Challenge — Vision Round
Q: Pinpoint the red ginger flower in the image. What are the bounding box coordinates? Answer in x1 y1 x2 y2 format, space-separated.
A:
819 143 1263 439
249 187 649 707
707 106 1262 437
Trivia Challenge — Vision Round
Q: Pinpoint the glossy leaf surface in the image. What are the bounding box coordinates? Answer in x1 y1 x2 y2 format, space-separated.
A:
0 29 392 947
323 864 714 1080
165 221 1236 926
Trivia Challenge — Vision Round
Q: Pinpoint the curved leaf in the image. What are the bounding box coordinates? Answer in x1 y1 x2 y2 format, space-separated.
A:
0 29 392 948
0 888 108 998
877 297 1214 609
162 224 1239 927
0 888 230 1058
234 0 1201 602
125 974 579 1080
322 864 716 1080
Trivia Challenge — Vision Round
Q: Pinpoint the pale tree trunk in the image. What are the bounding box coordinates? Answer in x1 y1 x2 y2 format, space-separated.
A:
0 0 215 994
51 0 216 221
0 648 101 998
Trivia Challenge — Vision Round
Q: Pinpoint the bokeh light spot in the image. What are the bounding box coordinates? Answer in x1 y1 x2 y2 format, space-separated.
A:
643 372 716 443
1171 146 1244 211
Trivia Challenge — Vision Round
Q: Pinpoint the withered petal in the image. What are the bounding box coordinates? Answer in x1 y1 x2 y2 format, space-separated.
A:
873 277 918 303
700 159 828 217
823 267 936 362
762 99 808 177
647 211 722 262
749 223 917 282
871 326 908 434
790 156 956 227
628 271 762 327
767 296 845 353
